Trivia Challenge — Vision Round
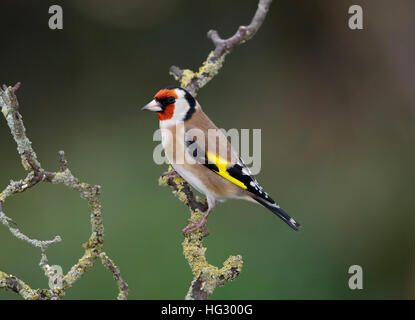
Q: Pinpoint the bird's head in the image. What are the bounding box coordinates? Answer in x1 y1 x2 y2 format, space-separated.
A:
141 86 196 122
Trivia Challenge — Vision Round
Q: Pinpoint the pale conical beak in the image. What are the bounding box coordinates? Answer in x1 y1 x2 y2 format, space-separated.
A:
141 99 162 112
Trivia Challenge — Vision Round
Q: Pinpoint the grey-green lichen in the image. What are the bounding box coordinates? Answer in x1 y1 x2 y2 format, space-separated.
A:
170 51 227 96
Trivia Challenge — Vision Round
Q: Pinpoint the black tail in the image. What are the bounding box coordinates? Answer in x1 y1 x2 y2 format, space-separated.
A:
255 198 300 231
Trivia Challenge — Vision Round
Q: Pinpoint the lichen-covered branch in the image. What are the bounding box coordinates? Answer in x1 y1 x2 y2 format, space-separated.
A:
163 0 272 299
0 203 62 250
169 0 273 95
0 84 128 300
160 172 243 300
100 252 129 300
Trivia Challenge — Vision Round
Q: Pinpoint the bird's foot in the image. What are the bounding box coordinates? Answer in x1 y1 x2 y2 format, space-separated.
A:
162 170 179 180
182 218 210 237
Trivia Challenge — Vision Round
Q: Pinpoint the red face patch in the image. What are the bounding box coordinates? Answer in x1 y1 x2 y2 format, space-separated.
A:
157 104 175 120
154 89 178 121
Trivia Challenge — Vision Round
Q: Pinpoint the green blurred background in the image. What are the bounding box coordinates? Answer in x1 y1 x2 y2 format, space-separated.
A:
1 0 414 299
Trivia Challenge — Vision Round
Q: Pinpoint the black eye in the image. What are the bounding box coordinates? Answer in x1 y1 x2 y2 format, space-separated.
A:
157 96 176 107
166 96 175 105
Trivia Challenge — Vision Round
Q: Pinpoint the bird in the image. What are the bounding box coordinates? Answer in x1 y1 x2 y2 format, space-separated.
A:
142 85 300 234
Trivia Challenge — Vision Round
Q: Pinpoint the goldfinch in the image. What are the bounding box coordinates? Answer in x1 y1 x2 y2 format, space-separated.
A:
142 86 300 234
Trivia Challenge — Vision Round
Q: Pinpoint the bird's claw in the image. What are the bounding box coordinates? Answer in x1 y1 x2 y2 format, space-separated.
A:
182 219 209 237
162 170 179 180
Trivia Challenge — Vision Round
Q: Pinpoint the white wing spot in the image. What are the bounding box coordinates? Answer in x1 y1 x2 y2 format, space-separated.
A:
242 167 251 175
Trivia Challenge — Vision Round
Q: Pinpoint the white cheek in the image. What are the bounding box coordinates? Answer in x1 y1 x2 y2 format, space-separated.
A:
172 99 188 120
159 99 188 127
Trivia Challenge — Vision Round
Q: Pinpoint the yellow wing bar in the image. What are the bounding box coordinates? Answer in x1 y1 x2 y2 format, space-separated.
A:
205 151 247 190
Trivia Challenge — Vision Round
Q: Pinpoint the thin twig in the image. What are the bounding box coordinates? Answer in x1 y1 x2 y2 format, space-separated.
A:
100 252 129 300
169 0 273 95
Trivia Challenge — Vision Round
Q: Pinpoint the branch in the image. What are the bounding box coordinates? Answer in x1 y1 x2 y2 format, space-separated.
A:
0 202 62 250
0 271 49 300
100 252 129 300
169 0 273 95
160 170 243 300
0 84 128 300
163 0 272 299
